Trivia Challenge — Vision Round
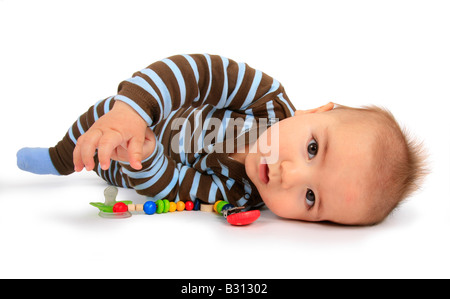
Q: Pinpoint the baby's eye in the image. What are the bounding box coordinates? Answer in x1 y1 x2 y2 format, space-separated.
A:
306 189 315 207
307 139 319 159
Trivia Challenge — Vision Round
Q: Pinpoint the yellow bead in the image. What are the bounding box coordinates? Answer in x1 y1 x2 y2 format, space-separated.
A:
176 201 185 211
213 200 223 213
169 202 177 212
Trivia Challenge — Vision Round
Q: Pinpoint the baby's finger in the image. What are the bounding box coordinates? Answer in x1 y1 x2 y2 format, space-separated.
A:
75 129 102 171
73 144 84 172
73 136 90 172
127 135 145 170
97 131 123 170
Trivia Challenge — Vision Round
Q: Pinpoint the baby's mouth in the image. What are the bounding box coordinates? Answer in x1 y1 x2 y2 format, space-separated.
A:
259 159 269 184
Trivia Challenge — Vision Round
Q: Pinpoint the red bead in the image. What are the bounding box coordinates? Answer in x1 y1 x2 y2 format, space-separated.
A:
113 202 128 213
227 210 260 226
185 200 194 211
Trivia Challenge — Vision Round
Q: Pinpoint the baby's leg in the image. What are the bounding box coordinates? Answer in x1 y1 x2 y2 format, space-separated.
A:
17 97 130 187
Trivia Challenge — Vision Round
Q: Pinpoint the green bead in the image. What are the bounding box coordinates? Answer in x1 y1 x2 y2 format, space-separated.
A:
163 199 170 213
216 201 229 214
155 199 164 214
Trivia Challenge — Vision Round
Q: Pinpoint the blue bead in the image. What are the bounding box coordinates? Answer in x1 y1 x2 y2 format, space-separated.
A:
143 201 157 215
221 204 234 214
193 198 201 211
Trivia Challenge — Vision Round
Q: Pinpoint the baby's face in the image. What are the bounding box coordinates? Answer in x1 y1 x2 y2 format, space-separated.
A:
245 106 377 225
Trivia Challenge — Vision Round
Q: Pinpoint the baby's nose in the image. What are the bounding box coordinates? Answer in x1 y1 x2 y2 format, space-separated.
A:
280 160 304 189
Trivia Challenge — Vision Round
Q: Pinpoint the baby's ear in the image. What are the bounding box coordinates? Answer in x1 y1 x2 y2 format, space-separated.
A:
294 102 334 116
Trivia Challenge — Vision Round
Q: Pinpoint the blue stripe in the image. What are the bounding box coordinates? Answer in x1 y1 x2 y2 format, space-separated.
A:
217 160 229 177
240 70 262 109
146 140 161 160
182 54 199 83
140 68 171 119
122 142 165 179
197 107 217 153
217 56 229 108
121 177 128 188
93 98 105 121
211 175 228 202
178 164 188 183
112 164 119 186
217 110 231 143
266 101 276 121
104 96 112 113
208 183 218 203
243 178 252 194
181 54 200 102
158 110 177 143
226 178 235 190
119 136 160 168
114 95 153 125
151 168 179 200
190 108 203 152
162 58 186 108
177 108 197 164
94 97 108 121
108 165 114 185
125 76 163 115
124 151 165 179
97 163 102 177
190 172 201 200
200 156 214 175
202 54 213 104
76 118 85 135
240 115 255 135
68 126 77 144
244 108 253 115
132 157 168 190
200 156 208 172
225 62 245 106
236 197 247 206
278 93 295 116
265 80 280 97
179 130 185 164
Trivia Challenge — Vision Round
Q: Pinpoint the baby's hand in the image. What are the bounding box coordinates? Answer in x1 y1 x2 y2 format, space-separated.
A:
109 127 156 164
73 101 148 171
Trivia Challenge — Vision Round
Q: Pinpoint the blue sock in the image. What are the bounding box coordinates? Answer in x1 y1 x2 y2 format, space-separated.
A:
17 147 61 175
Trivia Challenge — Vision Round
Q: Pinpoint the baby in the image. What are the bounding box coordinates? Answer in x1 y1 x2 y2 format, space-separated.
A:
16 54 427 225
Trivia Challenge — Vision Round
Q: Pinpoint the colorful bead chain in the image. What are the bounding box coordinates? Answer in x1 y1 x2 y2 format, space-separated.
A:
124 198 196 215
91 187 259 225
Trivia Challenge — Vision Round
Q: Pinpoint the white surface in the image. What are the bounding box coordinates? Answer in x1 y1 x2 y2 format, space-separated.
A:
1 0 449 278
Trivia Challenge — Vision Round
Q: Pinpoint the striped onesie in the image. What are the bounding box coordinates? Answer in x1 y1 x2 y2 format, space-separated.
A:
46 54 296 209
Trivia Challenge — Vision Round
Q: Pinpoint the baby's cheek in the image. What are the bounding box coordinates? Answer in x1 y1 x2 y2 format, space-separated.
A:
262 194 297 219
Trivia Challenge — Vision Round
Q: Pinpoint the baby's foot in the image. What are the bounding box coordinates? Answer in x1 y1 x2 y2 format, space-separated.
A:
16 147 61 175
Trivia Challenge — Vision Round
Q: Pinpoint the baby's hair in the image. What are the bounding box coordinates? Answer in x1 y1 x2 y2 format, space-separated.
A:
334 103 429 224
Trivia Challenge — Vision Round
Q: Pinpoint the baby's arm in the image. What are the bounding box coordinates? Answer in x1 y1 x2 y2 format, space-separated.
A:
116 54 294 124
74 53 295 173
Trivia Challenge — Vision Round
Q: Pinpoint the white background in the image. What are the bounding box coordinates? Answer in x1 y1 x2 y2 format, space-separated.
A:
0 0 449 278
